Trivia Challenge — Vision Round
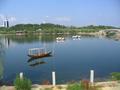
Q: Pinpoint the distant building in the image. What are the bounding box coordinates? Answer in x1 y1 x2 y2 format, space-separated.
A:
4 18 9 28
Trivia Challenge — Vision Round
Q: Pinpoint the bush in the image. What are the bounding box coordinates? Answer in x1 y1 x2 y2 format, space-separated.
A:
67 82 83 90
67 81 98 90
111 72 120 80
14 75 32 90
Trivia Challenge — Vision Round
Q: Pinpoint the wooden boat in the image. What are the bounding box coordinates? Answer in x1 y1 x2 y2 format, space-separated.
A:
28 51 52 58
28 54 52 62
28 48 52 59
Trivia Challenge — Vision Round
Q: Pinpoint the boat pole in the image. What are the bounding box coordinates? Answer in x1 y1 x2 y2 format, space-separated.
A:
20 72 23 80
90 70 94 85
52 71 56 86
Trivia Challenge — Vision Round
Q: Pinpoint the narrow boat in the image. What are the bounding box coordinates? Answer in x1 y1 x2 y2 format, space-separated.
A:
28 48 52 59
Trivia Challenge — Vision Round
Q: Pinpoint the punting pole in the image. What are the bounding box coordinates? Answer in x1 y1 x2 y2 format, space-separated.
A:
52 71 56 86
90 70 94 85
20 72 23 80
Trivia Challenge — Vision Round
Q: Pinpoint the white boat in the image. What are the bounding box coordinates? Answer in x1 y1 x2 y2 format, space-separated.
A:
56 37 65 40
56 37 65 42
72 35 81 40
72 35 81 38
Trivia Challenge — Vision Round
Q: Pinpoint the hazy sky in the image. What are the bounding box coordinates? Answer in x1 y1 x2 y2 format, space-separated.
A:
0 0 120 26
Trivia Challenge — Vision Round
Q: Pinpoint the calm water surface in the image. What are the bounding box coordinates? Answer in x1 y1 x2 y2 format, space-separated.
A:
0 35 120 84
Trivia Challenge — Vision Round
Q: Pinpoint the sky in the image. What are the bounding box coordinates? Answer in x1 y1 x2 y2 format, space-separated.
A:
0 0 120 26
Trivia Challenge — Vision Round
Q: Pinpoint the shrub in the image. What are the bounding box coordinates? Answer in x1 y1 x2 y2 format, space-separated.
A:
67 82 83 90
111 72 120 80
14 75 32 90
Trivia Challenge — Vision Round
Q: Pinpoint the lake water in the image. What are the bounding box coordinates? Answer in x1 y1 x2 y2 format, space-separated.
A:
0 35 120 85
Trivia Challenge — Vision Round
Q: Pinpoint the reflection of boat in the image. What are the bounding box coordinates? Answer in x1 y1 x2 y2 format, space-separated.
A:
56 40 65 43
29 61 46 67
28 48 52 59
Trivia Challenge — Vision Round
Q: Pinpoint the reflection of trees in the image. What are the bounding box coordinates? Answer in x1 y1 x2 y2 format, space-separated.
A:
40 35 56 43
5 35 57 43
0 39 4 80
5 35 40 43
0 41 5 55
0 58 3 79
2 35 102 44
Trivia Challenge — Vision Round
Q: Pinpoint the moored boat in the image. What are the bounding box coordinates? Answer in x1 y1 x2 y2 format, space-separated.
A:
72 35 81 40
28 48 52 59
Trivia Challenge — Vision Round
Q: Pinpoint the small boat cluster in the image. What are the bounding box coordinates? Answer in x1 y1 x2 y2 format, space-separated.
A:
72 35 81 40
56 37 65 42
56 37 65 40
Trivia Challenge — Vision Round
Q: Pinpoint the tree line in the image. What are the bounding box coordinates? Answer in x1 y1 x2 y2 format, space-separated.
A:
0 23 118 34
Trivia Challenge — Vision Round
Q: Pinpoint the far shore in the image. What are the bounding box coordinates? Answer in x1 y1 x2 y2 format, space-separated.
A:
0 31 106 36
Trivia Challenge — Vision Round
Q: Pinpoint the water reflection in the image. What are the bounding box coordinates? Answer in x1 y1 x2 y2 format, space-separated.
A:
4 35 40 43
4 35 57 43
1 34 120 45
29 61 46 67
27 52 53 67
0 58 4 80
0 36 16 48
27 57 47 67
0 38 4 80
3 34 69 43
0 34 120 84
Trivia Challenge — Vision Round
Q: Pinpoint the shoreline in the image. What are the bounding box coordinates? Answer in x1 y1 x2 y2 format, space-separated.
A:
0 31 106 36
1 32 120 41
0 81 120 90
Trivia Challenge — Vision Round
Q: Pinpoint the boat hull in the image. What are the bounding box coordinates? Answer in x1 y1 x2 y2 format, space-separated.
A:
28 52 52 59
